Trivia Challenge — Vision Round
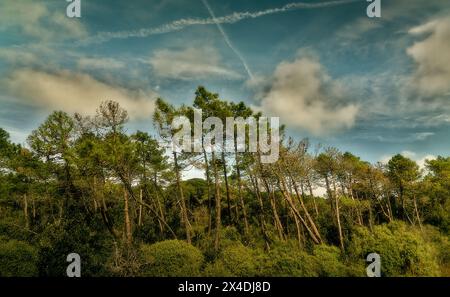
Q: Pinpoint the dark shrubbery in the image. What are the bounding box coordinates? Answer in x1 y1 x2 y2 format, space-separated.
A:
0 237 38 276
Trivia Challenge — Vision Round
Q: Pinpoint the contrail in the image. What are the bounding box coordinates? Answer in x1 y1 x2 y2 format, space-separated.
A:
80 0 358 45
201 0 253 80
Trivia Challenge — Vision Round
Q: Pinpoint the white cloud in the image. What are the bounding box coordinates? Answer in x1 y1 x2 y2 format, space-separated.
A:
148 46 242 80
337 17 383 40
258 57 359 135
0 0 87 40
77 57 125 70
3 69 157 120
0 47 38 65
379 151 437 169
407 17 450 96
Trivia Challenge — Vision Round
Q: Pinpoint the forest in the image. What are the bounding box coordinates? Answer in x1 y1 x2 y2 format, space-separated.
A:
0 86 449 277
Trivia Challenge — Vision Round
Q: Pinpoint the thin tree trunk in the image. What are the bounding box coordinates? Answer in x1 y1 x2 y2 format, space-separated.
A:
23 194 29 229
212 152 221 252
221 152 233 224
325 176 344 251
249 171 270 251
202 148 213 237
278 173 321 244
173 152 191 243
235 149 249 235
138 188 143 226
413 193 422 230
124 189 132 245
307 178 319 217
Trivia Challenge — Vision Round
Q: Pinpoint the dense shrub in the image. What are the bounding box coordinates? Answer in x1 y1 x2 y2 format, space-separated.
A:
348 222 440 276
256 241 319 277
140 240 204 276
204 243 257 277
313 245 345 276
0 237 38 276
37 219 112 277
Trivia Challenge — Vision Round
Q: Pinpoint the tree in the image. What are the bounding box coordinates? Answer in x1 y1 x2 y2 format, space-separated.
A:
387 154 420 224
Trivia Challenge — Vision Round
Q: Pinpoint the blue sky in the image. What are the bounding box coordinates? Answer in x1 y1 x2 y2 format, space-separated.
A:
0 0 449 167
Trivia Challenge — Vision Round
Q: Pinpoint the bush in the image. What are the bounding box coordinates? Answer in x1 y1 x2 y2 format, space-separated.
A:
348 222 440 276
204 243 258 277
37 219 112 277
256 241 319 277
313 245 355 276
0 237 38 276
140 240 204 276
220 244 257 276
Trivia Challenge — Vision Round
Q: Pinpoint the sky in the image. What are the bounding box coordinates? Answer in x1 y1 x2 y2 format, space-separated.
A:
0 0 449 169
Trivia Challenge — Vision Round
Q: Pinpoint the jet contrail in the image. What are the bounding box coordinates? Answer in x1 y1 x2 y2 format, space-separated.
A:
80 0 358 45
201 0 254 80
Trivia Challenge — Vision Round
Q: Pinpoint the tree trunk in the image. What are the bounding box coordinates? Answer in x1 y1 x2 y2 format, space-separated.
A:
212 152 221 252
413 193 422 230
221 152 233 224
138 188 143 226
234 149 249 235
124 189 132 245
307 178 319 217
23 194 29 229
202 148 213 237
325 175 344 251
173 152 191 243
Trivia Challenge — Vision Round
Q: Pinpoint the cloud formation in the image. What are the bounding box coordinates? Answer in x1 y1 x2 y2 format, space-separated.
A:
148 46 242 80
407 17 450 96
81 0 358 44
0 0 87 41
259 57 359 135
380 151 437 169
77 57 125 70
3 69 156 119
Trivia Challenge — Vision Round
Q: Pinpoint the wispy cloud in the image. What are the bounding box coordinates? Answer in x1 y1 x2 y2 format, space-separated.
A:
77 57 125 70
80 0 358 45
353 132 435 143
201 0 253 79
147 46 242 80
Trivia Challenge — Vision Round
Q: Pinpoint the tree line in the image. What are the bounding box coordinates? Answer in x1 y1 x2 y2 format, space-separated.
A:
0 86 449 276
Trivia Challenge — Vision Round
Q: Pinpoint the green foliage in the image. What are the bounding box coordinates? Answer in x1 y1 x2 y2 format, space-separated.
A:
204 243 257 277
0 237 38 276
140 240 204 276
37 218 112 277
312 245 346 276
348 222 441 276
256 241 319 277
